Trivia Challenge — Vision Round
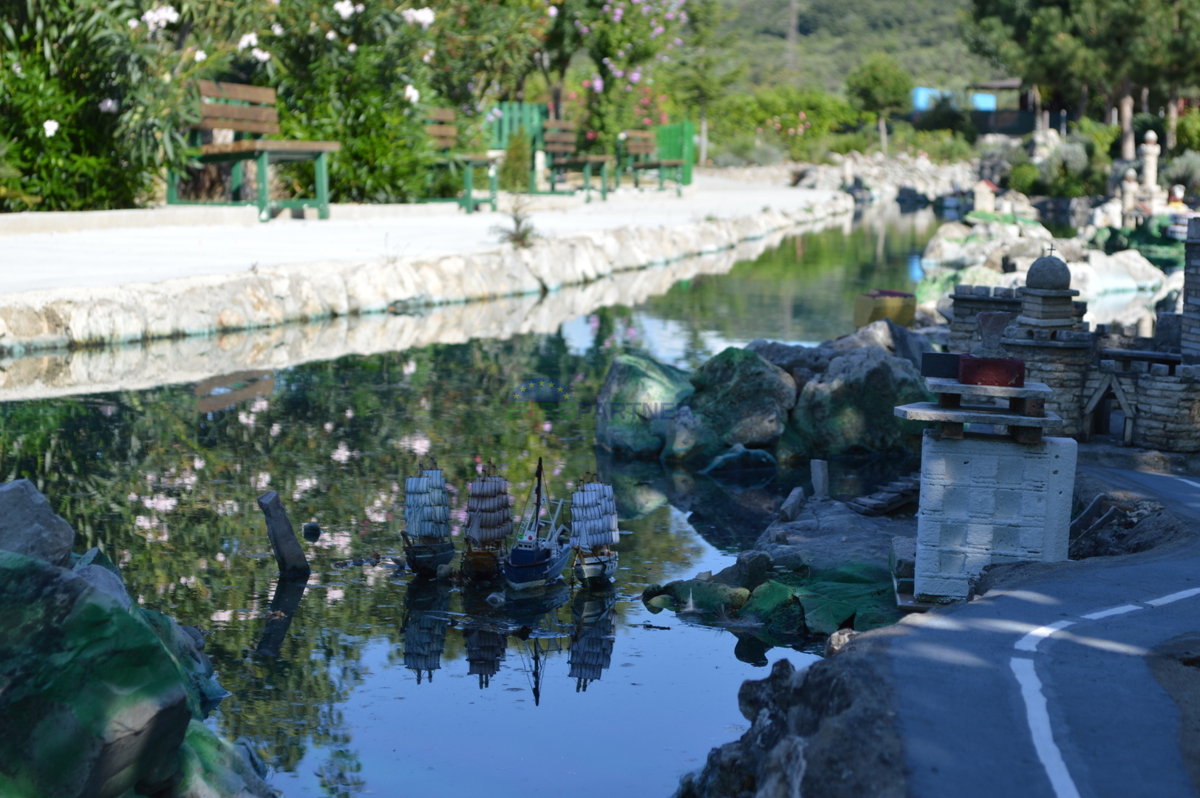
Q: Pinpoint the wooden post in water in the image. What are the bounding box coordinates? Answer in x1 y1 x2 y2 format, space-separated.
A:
257 491 311 578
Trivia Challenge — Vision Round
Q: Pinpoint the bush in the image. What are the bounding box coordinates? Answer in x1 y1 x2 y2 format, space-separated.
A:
1008 162 1040 194
1176 110 1200 154
913 96 978 144
498 126 532 193
1162 150 1200 192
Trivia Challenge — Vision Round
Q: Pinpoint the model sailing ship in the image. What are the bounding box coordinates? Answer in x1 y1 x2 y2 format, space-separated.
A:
503 458 572 591
401 457 455 576
569 473 620 584
461 462 513 580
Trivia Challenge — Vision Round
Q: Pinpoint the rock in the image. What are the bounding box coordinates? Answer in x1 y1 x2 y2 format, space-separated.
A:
170 721 273 798
256 491 310 578
0 479 76 567
140 609 229 715
73 546 122 579
824 319 934 370
0 550 193 798
665 348 797 466
436 563 453 580
661 579 750 613
825 628 861 656
778 487 807 522
757 500 916 572
712 550 776 591
789 347 932 457
700 444 778 475
73 564 131 611
645 594 675 613
741 581 806 634
595 352 694 458
746 339 836 375
811 459 830 500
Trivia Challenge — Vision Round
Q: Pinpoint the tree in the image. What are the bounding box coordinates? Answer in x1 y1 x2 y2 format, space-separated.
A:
667 0 744 165
845 53 912 156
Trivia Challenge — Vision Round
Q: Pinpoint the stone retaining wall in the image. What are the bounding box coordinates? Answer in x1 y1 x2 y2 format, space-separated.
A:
0 194 854 356
1132 366 1200 452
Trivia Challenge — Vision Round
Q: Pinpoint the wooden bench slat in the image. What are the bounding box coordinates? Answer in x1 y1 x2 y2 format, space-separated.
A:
199 139 342 156
201 103 279 124
198 79 276 105
546 144 576 154
544 132 576 143
431 138 457 149
195 119 281 135
544 119 577 130
623 130 655 139
428 108 456 122
630 159 684 169
426 124 457 138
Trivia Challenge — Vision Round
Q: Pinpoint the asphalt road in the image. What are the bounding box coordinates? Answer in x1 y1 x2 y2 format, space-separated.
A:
891 467 1200 798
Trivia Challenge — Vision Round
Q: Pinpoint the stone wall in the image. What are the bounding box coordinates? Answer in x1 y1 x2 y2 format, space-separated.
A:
948 286 1021 353
0 193 855 356
914 432 1076 602
1132 366 1200 452
1183 218 1200 364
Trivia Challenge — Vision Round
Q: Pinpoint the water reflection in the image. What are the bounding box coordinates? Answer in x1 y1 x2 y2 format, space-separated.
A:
0 212 936 796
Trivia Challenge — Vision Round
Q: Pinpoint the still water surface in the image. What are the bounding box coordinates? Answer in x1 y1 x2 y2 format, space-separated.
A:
2 209 934 797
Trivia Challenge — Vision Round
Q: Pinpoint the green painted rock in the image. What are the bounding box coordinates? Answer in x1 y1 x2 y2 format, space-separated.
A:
741 581 806 634
595 352 693 459
644 594 676 614
171 721 272 798
789 346 932 456
665 579 750 613
664 348 797 466
0 551 192 798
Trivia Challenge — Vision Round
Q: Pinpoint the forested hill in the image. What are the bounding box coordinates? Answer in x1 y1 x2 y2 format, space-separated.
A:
724 0 1001 92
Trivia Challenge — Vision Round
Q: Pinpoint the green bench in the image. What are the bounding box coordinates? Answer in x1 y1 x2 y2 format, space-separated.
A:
421 108 498 214
542 118 612 202
167 80 341 221
619 129 684 197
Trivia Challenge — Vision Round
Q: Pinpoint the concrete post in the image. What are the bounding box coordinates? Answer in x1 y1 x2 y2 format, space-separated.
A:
810 460 830 500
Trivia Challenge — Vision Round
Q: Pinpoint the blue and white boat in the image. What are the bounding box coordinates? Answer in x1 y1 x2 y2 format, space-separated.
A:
503 458 572 591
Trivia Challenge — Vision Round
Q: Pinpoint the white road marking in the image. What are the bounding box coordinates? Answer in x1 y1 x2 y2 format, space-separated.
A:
1081 604 1142 621
1147 587 1200 606
1009 657 1082 798
1014 620 1075 652
1176 478 1200 490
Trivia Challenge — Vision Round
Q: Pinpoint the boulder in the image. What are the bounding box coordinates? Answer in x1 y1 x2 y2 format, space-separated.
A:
778 487 807 522
824 319 934 370
170 721 273 798
740 581 806 634
664 348 797 466
0 550 193 798
657 579 750 613
746 339 836 375
756 499 916 572
711 550 776 590
595 352 693 459
789 346 931 457
0 479 76 567
700 444 777 475
140 609 229 715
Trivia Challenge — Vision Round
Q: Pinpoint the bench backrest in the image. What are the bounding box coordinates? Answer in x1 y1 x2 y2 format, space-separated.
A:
622 130 656 157
426 108 458 150
543 119 577 156
196 80 279 135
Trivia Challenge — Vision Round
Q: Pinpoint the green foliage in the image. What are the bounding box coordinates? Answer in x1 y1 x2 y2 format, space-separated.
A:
709 85 858 163
498 127 532 192
845 53 914 117
1008 162 1040 195
1072 117 1119 165
1177 110 1200 154
913 96 977 144
490 197 538 247
1162 150 1200 192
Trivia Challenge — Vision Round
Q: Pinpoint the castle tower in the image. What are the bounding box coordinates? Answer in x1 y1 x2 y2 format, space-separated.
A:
1000 254 1093 436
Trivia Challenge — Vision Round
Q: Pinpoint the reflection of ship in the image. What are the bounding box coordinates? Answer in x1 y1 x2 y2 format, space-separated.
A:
569 588 617 691
569 474 620 585
402 457 455 576
464 626 507 688
503 458 571 591
507 583 571 706
461 463 513 581
401 580 451 684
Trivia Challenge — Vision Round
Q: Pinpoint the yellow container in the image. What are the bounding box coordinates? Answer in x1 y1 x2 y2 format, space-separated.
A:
853 290 916 329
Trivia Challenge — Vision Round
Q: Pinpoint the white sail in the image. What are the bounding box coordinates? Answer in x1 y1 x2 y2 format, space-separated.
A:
570 483 621 549
405 469 450 539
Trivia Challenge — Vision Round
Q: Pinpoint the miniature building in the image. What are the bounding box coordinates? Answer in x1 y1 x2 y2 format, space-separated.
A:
895 376 1076 602
945 246 1200 451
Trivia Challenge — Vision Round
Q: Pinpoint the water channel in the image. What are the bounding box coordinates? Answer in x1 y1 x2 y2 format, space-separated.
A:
1 208 937 797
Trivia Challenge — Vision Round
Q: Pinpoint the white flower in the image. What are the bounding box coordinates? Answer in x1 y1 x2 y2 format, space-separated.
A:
250 397 269 413
43 119 59 137
238 32 258 50
355 3 364 11
422 49 434 63
548 5 558 16
270 422 282 437
331 442 352 463
11 63 22 75
404 84 419 103
401 7 434 28
99 98 119 113
251 47 271 62
326 30 337 40
271 23 284 35
141 4 179 33
347 42 357 52
193 457 206 470
194 49 207 62
128 18 139 28
253 472 271 490
333 0 355 19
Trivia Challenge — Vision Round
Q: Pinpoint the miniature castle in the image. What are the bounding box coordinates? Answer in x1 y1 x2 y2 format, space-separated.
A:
946 226 1200 453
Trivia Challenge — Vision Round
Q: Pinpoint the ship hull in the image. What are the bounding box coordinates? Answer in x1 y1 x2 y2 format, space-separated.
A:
504 544 572 591
404 539 456 576
461 548 503 581
573 550 618 585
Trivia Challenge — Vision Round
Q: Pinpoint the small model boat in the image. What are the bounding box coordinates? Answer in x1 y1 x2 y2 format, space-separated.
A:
401 457 455 576
461 462 513 581
503 458 571 591
569 473 620 585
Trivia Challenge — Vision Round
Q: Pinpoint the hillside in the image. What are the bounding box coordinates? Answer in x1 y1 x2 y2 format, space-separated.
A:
723 0 1002 95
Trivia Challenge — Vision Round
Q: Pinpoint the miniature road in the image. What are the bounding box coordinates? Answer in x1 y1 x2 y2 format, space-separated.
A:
0 176 837 295
890 468 1200 798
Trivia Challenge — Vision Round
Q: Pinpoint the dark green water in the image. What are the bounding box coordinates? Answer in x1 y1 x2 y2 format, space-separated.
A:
0 209 935 797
